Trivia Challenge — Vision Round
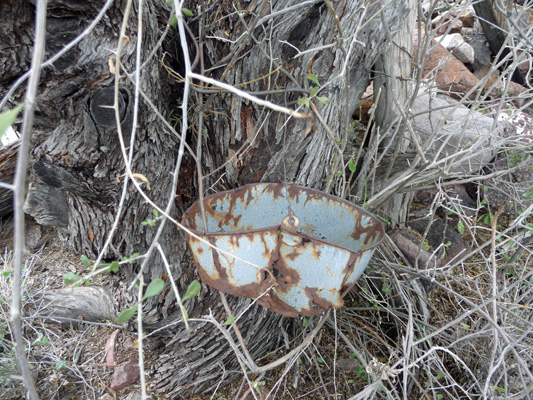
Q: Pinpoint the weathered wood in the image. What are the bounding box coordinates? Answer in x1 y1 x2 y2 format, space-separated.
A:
201 1 413 190
0 0 417 395
32 286 116 324
0 141 18 217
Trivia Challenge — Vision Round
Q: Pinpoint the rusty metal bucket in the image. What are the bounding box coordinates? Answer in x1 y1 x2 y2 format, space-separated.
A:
181 183 385 317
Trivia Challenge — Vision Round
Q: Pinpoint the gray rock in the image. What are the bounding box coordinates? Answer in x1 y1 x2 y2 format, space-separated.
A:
468 34 492 72
409 218 471 266
337 358 361 371
438 33 475 64
483 151 533 216
411 94 503 174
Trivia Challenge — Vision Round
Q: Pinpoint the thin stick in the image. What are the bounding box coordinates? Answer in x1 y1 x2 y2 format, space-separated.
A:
188 72 311 119
137 274 147 399
10 1 47 399
219 292 257 370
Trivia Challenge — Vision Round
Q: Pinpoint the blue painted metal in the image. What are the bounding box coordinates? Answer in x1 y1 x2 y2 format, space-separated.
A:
182 183 385 317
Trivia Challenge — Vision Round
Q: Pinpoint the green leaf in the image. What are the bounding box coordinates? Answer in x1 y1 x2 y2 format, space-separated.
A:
117 304 138 324
223 314 235 325
297 97 310 108
306 74 320 86
182 7 193 17
434 371 445 380
81 255 91 268
302 316 309 327
253 380 265 395
0 104 23 139
457 220 464 234
63 272 81 285
170 15 177 27
317 96 329 105
142 278 165 301
2 270 11 278
348 159 356 173
460 322 470 329
310 86 320 97
109 261 120 273
153 209 159 217
182 279 201 302
349 352 356 358
55 359 66 370
317 357 324 364
492 386 506 394
123 253 140 264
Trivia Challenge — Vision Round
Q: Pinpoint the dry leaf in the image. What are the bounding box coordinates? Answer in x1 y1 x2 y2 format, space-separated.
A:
104 329 120 367
108 58 115 74
132 173 151 191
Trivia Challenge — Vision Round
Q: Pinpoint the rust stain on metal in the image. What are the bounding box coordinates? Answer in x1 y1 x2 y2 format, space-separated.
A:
181 183 385 317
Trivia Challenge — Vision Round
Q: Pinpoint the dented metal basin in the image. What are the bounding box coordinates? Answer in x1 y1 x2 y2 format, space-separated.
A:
181 183 385 317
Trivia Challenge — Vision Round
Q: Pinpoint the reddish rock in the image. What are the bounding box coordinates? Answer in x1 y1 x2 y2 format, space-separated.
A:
110 359 140 391
354 82 374 122
417 41 479 96
433 15 463 36
389 230 441 270
409 219 471 266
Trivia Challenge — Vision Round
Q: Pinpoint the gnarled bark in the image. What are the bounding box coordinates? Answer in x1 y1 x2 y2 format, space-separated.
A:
1 0 415 395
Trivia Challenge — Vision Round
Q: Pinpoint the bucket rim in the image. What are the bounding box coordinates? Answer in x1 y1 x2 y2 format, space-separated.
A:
181 182 386 255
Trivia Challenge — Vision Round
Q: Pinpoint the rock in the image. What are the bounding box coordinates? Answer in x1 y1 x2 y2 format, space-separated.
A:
416 41 479 97
446 184 477 217
482 141 533 216
468 34 492 72
337 358 361 371
433 15 463 36
25 215 43 249
457 6 476 27
438 33 475 64
354 82 374 122
477 68 529 108
390 230 441 270
110 359 140 391
413 188 438 205
496 107 533 141
413 185 476 218
411 93 502 173
409 219 471 266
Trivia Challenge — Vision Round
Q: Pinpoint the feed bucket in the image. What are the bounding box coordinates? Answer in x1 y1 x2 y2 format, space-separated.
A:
181 183 385 317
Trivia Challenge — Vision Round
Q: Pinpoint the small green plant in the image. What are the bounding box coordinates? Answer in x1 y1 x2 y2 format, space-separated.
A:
477 212 494 225
117 279 201 323
457 219 464 234
142 209 165 227
55 357 67 370
440 241 452 260
63 252 141 287
117 278 166 323
0 104 23 139
253 380 265 395
297 74 329 108
381 280 392 295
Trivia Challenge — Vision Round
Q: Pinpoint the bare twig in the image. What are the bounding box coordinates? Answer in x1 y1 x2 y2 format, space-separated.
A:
10 1 47 399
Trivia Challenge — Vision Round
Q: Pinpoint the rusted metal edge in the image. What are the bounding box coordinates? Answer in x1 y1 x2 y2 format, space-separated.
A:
181 182 386 256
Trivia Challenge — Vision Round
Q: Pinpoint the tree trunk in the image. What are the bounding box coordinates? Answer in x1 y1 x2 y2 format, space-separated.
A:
0 0 414 396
